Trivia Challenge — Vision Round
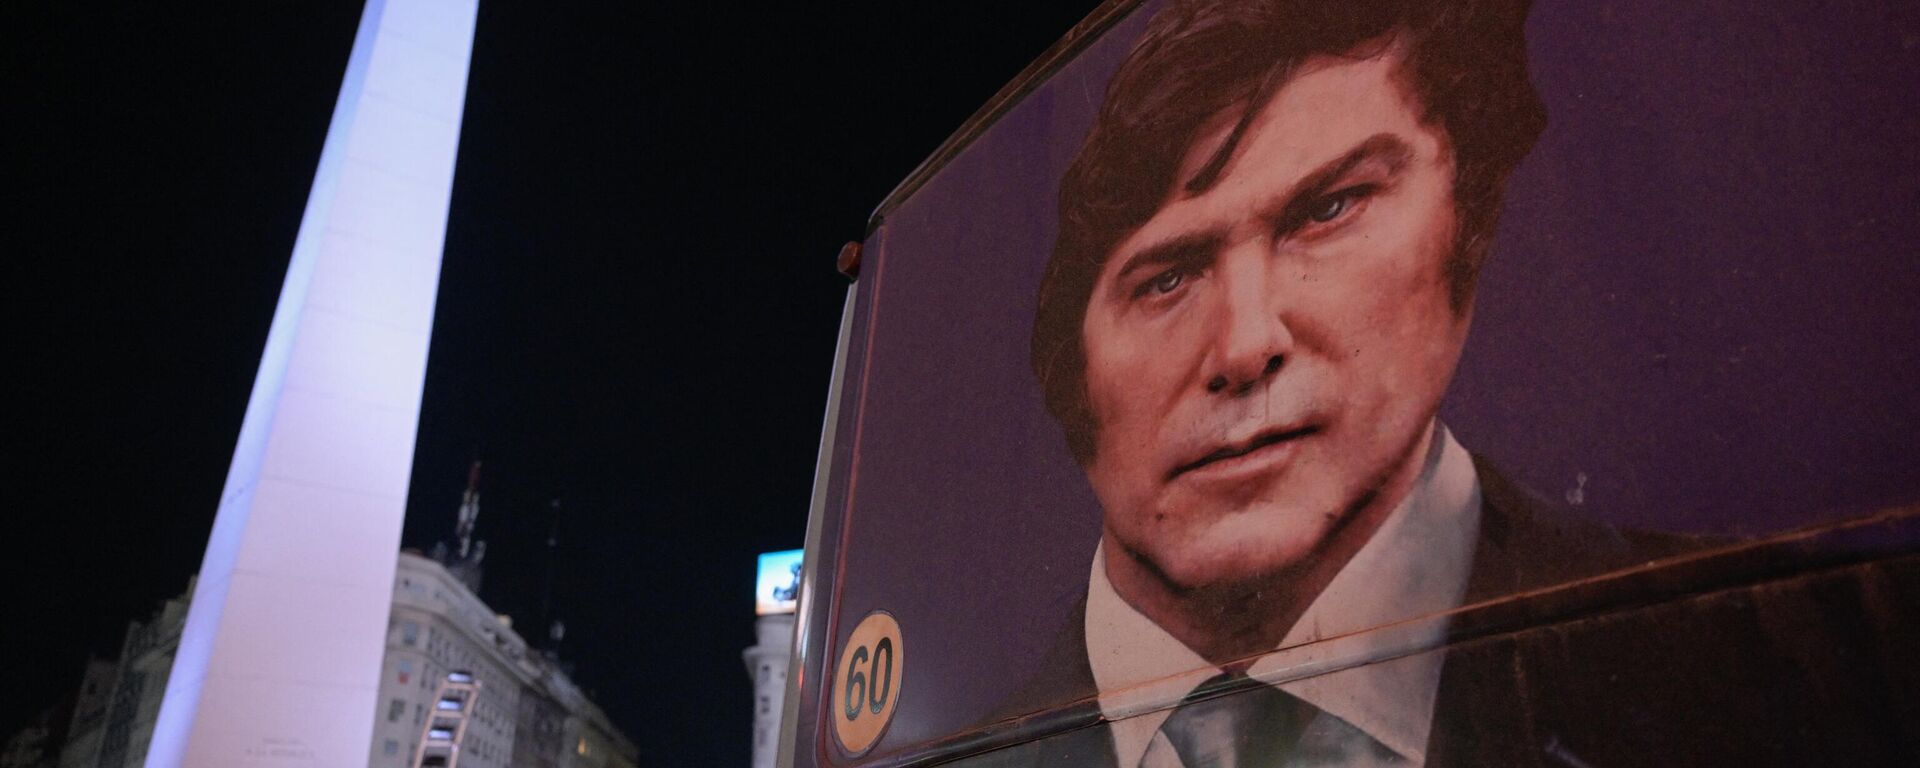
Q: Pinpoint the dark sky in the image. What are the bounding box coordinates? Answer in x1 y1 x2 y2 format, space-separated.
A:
3 1 1098 762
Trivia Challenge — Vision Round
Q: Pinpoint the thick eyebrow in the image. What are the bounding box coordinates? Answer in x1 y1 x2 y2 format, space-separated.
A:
1110 230 1225 290
1249 133 1413 228
1108 133 1415 290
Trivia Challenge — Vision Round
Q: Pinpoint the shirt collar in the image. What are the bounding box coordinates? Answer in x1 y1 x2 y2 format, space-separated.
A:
1085 422 1482 766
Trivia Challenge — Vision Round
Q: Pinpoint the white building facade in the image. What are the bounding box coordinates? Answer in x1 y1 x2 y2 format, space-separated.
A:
373 551 636 768
742 614 793 768
58 555 636 768
745 549 801 768
58 587 192 768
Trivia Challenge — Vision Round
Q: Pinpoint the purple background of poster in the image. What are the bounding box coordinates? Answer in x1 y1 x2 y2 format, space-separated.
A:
824 0 1919 756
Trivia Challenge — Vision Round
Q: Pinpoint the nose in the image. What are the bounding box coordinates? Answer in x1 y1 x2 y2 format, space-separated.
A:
1203 254 1291 396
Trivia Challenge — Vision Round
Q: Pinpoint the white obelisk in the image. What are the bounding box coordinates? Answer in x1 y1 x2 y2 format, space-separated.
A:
144 0 477 765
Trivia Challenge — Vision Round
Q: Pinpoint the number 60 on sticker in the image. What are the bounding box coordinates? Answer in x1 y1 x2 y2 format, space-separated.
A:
831 611 904 756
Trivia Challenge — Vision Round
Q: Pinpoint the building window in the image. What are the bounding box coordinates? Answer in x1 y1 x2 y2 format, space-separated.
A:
387 698 405 723
397 658 412 684
401 622 419 646
383 739 398 756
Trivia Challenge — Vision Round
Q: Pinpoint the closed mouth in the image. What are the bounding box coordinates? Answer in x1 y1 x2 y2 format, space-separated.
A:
1169 425 1319 480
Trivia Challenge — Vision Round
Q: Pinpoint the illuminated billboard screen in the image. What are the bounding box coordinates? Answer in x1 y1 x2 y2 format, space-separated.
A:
756 549 804 616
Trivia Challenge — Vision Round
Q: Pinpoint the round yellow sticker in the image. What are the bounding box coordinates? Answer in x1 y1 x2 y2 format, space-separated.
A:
831 611 904 756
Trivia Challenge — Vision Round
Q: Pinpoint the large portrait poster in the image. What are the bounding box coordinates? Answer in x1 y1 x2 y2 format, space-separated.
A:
786 1 1920 766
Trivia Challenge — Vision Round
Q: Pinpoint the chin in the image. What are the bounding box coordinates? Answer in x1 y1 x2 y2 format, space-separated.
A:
1137 507 1332 592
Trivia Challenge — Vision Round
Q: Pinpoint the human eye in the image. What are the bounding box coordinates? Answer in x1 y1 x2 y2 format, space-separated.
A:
1304 184 1376 225
1307 194 1350 223
1146 268 1185 295
1128 265 1196 303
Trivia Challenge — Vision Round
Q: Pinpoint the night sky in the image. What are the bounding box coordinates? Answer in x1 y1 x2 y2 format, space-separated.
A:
4 1 1098 762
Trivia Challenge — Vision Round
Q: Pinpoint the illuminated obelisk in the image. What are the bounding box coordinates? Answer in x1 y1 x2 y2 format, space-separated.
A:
144 1 476 765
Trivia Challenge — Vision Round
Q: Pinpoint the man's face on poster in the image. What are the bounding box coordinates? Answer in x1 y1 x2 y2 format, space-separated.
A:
1079 47 1474 591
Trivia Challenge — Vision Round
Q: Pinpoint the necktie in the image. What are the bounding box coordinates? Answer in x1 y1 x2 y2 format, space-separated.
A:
1154 672 1318 768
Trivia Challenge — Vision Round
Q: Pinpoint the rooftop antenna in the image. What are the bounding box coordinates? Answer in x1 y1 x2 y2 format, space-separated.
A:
443 461 486 594
540 498 562 650
455 461 481 559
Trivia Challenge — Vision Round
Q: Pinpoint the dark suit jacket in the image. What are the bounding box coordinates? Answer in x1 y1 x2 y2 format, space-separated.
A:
954 458 1918 767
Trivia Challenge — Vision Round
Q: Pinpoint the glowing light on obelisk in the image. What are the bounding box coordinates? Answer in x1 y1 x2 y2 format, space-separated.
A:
144 1 476 765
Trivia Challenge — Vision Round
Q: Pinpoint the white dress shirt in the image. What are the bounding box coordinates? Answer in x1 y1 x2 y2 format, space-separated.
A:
1084 423 1482 767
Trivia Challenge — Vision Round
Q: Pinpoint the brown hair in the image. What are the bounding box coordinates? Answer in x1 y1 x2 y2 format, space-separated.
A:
1031 0 1547 463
